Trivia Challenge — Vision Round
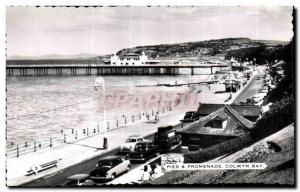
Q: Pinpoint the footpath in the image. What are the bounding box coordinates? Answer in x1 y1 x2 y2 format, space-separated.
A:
6 110 184 186
195 67 259 105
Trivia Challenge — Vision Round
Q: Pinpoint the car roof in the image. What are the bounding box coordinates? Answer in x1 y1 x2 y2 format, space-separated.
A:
67 174 89 180
136 141 152 144
128 135 141 138
100 156 121 161
158 126 173 129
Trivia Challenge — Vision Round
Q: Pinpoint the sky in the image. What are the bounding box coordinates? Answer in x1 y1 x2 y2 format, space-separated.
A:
6 6 293 57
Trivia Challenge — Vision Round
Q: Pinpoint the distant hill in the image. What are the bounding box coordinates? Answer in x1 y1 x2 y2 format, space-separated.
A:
116 38 289 59
7 53 102 60
7 38 289 61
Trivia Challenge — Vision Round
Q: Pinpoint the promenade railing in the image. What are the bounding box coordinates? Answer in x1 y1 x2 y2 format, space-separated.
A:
6 105 173 159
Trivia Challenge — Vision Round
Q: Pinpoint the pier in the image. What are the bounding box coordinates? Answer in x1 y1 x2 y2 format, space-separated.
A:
6 61 228 76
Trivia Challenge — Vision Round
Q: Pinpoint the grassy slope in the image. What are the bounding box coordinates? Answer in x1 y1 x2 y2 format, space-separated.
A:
150 124 294 185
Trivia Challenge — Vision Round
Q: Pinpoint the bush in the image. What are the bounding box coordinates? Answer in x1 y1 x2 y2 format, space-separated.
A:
268 75 293 102
251 95 294 140
184 135 254 163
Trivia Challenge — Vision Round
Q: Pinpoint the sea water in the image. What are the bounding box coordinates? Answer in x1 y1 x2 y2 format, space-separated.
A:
6 75 209 148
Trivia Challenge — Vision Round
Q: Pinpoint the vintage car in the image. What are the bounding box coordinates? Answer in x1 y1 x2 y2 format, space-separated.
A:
63 174 95 186
118 135 146 154
153 126 181 150
252 93 266 103
128 141 159 163
259 88 269 94
181 111 200 122
89 156 130 181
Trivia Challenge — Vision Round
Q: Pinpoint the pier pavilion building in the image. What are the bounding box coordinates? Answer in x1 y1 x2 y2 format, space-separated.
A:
110 52 148 66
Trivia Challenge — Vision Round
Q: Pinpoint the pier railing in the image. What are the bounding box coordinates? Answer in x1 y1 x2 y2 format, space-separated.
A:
6 106 172 159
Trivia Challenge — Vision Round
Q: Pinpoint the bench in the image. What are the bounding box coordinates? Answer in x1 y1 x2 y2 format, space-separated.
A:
25 158 62 176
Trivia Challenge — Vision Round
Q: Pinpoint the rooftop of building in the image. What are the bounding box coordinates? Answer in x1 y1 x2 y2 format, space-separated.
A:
196 103 261 117
178 105 254 136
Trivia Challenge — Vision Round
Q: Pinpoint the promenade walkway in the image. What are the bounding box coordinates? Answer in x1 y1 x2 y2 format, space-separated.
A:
6 109 185 186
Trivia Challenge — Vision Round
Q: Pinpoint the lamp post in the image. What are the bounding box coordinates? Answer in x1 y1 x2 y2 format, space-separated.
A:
97 77 107 148
102 78 107 148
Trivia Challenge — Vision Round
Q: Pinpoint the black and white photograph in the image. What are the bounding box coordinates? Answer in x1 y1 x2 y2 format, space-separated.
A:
4 5 295 187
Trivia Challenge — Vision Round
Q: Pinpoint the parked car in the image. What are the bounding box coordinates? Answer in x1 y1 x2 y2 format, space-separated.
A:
89 156 130 181
128 141 159 163
63 174 95 186
252 93 266 103
239 101 246 105
181 111 200 122
246 98 256 104
259 88 269 94
154 126 181 150
118 135 146 154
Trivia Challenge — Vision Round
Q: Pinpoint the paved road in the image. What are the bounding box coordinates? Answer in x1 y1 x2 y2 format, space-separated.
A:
233 66 266 103
22 122 188 187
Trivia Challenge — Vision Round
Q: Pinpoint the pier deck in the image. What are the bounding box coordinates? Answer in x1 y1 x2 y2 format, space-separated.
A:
6 62 228 76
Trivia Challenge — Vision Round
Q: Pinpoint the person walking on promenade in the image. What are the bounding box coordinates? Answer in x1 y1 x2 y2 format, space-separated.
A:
155 113 159 123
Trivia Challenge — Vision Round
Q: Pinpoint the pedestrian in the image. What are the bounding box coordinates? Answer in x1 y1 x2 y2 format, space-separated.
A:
151 163 163 179
141 165 151 182
155 114 159 123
